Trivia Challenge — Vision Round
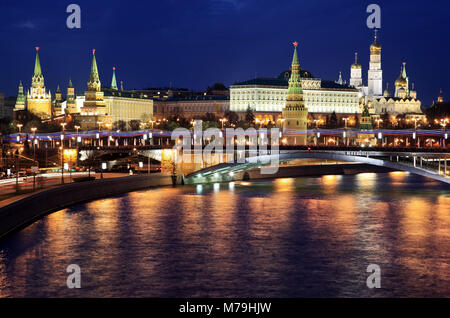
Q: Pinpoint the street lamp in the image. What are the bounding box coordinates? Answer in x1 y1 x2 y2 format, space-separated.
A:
16 123 23 143
31 127 37 164
440 118 449 148
74 125 81 167
313 119 322 129
220 118 227 130
60 123 66 184
375 119 383 129
342 117 349 129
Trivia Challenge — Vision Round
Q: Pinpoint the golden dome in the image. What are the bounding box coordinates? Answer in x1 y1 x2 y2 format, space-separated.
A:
370 29 381 54
395 76 407 87
351 52 361 69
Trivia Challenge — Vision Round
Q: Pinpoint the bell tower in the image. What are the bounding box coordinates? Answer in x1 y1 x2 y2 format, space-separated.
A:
368 30 383 97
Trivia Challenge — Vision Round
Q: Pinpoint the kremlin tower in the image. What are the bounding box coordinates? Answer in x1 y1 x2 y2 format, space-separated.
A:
111 67 118 90
282 42 308 145
27 47 52 118
76 49 110 130
14 81 26 111
54 85 62 115
81 49 106 114
66 79 77 114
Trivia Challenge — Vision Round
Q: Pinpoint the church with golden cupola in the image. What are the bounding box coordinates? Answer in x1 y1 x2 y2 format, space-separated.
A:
371 61 423 120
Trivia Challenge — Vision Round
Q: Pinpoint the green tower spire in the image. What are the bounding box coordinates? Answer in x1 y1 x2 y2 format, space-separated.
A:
89 49 100 83
287 41 304 100
56 85 61 93
291 43 299 66
68 78 73 88
15 81 25 110
34 47 42 77
111 67 118 90
401 62 407 79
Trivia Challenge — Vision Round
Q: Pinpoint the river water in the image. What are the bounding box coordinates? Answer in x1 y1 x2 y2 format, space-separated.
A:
0 172 449 297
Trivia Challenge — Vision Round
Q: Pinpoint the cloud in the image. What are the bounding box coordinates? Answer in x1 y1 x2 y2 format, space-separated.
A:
13 21 37 30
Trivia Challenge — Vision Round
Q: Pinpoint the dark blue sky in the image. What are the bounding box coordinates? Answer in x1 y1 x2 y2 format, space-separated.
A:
0 0 448 105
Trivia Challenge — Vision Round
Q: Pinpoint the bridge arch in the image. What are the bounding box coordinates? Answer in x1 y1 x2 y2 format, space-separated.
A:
184 150 450 184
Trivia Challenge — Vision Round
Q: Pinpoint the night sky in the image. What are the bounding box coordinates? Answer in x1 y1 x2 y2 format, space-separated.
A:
0 0 449 105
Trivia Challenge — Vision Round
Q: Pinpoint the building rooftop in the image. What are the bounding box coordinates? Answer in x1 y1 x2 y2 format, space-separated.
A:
102 88 153 99
231 77 356 91
232 77 288 87
164 95 230 102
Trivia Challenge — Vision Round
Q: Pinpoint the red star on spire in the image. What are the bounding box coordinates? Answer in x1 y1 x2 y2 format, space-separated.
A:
93 49 96 54
293 41 298 47
36 46 40 51
113 67 116 70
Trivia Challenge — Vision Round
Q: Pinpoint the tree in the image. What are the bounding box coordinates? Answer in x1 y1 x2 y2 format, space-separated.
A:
381 111 390 129
329 111 338 128
202 112 216 122
113 120 127 131
224 110 239 125
128 120 141 131
245 105 255 124
354 112 360 128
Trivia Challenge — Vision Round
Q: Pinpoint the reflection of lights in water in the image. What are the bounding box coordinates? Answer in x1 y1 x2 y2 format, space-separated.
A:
356 173 376 188
274 178 295 192
322 175 341 186
229 182 235 191
196 184 203 194
389 171 408 182
213 183 220 192
240 182 251 186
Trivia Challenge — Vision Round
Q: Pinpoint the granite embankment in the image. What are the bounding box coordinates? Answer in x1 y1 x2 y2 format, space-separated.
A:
0 175 173 239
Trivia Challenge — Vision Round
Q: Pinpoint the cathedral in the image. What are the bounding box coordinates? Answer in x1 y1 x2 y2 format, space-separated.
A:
349 30 423 119
371 62 422 117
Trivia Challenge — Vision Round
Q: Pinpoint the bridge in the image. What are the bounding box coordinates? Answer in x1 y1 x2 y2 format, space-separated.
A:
4 128 450 184
184 146 450 184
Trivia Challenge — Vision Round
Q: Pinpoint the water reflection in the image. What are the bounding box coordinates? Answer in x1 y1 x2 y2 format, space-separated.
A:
0 173 449 297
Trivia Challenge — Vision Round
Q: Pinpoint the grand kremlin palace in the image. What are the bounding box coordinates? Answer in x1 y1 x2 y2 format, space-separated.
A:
229 71 360 124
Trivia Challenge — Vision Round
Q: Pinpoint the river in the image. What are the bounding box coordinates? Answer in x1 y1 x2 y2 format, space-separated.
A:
0 172 449 297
